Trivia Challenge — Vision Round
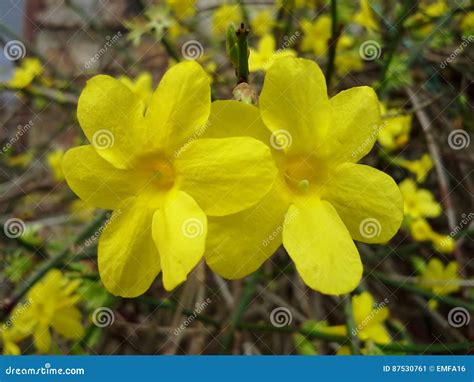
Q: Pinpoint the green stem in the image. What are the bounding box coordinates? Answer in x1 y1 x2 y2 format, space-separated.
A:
161 35 181 62
344 294 361 355
236 23 250 84
325 0 338 87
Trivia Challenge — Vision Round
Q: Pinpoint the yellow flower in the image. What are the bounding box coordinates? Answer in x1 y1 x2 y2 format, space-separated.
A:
212 4 241 36
62 61 276 296
300 16 332 56
46 149 66 182
395 153 433 183
251 10 275 37
166 0 196 19
69 199 96 222
419 258 459 309
326 292 391 344
203 58 403 294
335 50 364 76
249 34 296 72
354 0 379 32
12 270 84 353
377 103 412 151
118 72 153 107
8 58 43 89
399 179 441 220
410 218 454 254
1 325 29 355
460 12 474 34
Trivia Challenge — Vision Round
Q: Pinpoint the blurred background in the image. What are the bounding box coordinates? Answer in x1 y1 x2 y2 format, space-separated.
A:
0 0 473 355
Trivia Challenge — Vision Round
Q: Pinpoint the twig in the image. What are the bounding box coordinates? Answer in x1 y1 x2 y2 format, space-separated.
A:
325 0 339 87
344 294 361 355
235 23 250 84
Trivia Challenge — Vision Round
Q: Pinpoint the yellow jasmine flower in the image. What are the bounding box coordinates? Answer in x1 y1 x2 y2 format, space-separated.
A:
335 50 364 76
166 0 196 19
203 57 403 294
251 10 276 37
399 179 441 220
410 218 454 254
8 58 43 89
354 0 379 32
249 34 296 72
12 270 84 353
1 326 29 355
212 4 241 36
377 103 412 151
395 154 433 183
419 258 459 309
460 12 474 34
46 149 66 182
300 16 332 56
118 72 153 107
62 61 276 296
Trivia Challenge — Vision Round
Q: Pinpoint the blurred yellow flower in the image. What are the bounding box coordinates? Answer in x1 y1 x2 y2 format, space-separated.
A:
460 11 474 34
6 152 34 168
69 199 96 222
301 16 332 56
166 0 196 18
204 58 403 295
8 58 43 89
377 102 412 151
46 149 66 182
410 218 454 254
251 10 276 37
335 50 364 76
118 72 153 107
12 270 84 353
62 61 276 296
354 0 379 32
419 258 459 309
396 153 433 183
212 4 240 36
249 34 296 72
1 325 29 355
399 179 441 220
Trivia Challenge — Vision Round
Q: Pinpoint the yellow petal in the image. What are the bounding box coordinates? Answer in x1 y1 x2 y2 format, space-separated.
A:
360 324 391 344
152 191 207 291
282 199 362 294
77 75 145 169
98 197 161 297
322 163 403 243
34 325 51 353
62 145 142 210
352 291 375 324
175 137 277 216
51 307 84 339
145 61 211 152
259 57 330 154
324 86 381 163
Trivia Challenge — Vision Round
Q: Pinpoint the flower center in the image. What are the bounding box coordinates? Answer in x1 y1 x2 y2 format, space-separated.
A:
138 153 176 191
282 155 328 195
